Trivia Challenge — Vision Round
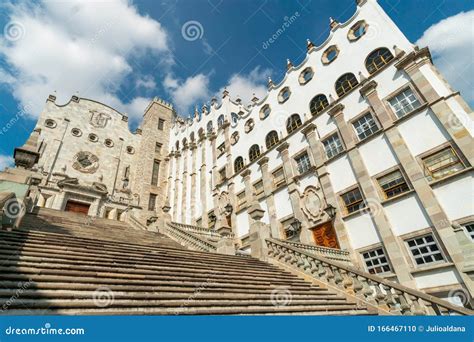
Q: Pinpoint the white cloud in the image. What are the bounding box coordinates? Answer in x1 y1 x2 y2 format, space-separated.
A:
164 73 211 115
135 76 156 90
0 154 14 171
0 0 170 123
416 11 474 104
219 66 272 105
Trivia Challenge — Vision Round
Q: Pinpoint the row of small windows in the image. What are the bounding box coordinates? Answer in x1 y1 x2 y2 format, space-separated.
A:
176 47 394 149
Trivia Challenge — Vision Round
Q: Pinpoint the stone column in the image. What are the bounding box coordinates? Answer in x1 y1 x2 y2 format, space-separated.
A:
209 132 219 211
395 50 473 165
301 123 355 258
215 218 236 255
248 201 271 261
190 143 197 224
166 152 175 205
276 142 310 243
257 157 280 239
223 120 238 234
329 104 415 285
181 145 189 223
241 169 254 227
199 138 208 227
173 151 181 221
360 81 474 294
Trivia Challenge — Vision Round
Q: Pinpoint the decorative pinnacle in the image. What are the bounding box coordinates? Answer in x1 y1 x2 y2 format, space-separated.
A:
235 95 242 104
286 58 293 70
222 87 229 98
329 17 339 30
306 39 315 51
267 76 273 88
194 105 199 118
393 45 405 57
251 93 259 103
358 71 367 83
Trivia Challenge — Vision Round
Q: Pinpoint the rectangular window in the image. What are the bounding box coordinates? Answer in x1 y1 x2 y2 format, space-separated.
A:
148 194 157 211
362 247 391 274
388 88 421 118
237 191 246 207
295 152 311 174
406 234 444 266
341 187 365 214
322 133 344 159
273 168 286 187
254 180 264 195
377 169 410 199
352 113 379 140
155 142 162 153
158 119 165 130
422 147 465 181
463 223 474 240
151 160 160 186
217 142 226 157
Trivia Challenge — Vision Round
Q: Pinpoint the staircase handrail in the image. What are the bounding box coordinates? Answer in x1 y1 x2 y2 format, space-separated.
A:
277 239 351 263
169 221 222 239
266 237 473 316
164 222 217 253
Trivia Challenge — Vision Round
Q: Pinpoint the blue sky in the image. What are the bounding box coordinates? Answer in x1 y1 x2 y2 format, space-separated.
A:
0 0 473 170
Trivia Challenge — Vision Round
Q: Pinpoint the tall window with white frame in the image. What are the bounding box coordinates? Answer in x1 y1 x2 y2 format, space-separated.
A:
406 234 444 266
388 88 421 118
362 247 391 274
322 133 344 159
352 113 379 140
295 152 311 174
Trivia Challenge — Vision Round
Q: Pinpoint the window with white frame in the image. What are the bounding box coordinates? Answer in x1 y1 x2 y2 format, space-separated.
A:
353 113 379 140
388 88 421 118
295 152 311 174
421 146 465 181
322 133 344 159
362 247 391 274
340 187 365 214
406 234 444 266
463 223 474 240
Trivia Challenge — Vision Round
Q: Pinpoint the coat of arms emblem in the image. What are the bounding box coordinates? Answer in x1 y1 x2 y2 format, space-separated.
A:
90 111 111 128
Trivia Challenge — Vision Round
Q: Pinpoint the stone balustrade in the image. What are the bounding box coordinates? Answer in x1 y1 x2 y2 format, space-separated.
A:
127 214 148 231
169 221 223 240
266 238 473 316
164 222 217 252
278 240 352 263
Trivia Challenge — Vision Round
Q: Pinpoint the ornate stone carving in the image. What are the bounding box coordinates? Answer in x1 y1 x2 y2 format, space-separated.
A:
72 151 99 174
300 186 326 223
89 110 111 128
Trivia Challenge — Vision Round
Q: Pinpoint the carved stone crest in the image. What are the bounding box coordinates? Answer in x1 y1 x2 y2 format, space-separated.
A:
72 151 99 174
90 110 111 128
301 186 325 223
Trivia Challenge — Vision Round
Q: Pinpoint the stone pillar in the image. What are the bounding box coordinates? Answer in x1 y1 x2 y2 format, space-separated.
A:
223 121 238 234
209 132 219 211
241 169 253 227
257 157 280 239
276 142 310 243
190 143 197 224
199 138 209 227
329 104 415 285
360 81 474 294
157 200 172 233
395 50 473 165
173 151 181 221
215 217 236 255
301 123 355 257
248 201 271 261
181 145 189 223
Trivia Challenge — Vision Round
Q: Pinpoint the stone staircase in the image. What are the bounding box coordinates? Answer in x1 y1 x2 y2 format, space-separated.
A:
0 208 372 315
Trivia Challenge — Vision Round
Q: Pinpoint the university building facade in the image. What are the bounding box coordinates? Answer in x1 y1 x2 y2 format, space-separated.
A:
4 0 473 304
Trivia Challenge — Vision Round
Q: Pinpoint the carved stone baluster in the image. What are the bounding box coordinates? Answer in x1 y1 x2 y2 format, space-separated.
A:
370 281 387 307
382 285 401 315
352 273 363 296
360 276 377 306
309 259 319 276
317 261 327 281
408 295 426 315
420 299 437 316
341 270 354 294
301 255 311 271
393 290 411 315
325 264 335 285
333 267 344 289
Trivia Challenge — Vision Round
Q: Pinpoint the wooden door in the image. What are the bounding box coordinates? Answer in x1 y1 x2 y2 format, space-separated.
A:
64 201 90 215
312 221 339 249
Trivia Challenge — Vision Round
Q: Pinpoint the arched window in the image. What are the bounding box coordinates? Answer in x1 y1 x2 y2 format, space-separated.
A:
231 112 239 124
309 94 329 116
260 104 271 120
175 141 180 150
206 121 214 134
278 87 291 103
299 67 314 85
190 132 195 142
198 128 205 139
182 138 187 147
249 144 261 162
265 130 279 149
365 48 394 74
234 157 244 173
217 114 225 128
335 73 358 97
286 114 302 134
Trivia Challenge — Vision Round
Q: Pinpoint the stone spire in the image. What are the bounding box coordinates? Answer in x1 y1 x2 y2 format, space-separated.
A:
14 128 41 169
222 87 229 98
329 17 339 30
267 76 274 89
306 39 315 51
286 58 293 70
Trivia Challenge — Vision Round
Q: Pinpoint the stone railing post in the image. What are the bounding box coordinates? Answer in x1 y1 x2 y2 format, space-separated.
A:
248 201 271 261
215 216 236 255
156 198 172 233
